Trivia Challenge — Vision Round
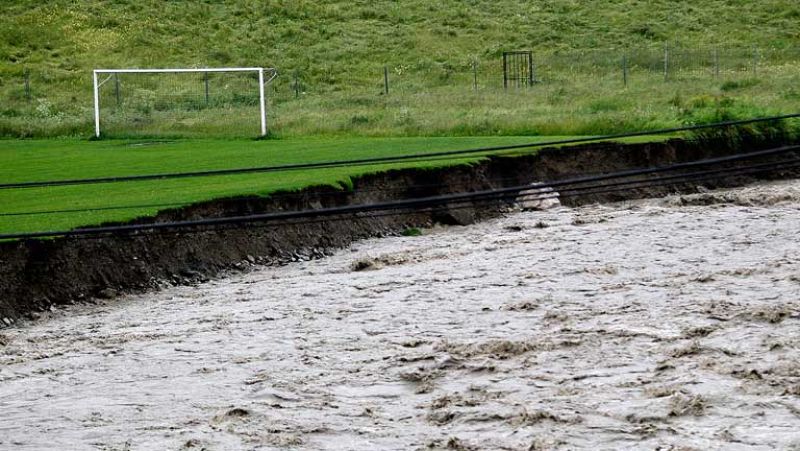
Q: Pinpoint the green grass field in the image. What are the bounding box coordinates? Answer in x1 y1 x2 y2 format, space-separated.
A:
1 1 799 138
0 136 595 235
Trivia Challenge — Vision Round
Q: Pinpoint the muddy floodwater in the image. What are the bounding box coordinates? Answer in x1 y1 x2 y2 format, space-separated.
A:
2 181 800 450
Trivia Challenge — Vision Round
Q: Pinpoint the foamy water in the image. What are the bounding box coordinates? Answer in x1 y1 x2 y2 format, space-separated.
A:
2 181 799 450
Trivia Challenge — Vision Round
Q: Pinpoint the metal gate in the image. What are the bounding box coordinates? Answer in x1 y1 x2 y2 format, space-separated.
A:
502 51 535 89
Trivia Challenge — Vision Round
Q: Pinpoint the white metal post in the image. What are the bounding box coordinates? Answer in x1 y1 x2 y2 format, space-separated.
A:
258 68 267 136
93 70 100 138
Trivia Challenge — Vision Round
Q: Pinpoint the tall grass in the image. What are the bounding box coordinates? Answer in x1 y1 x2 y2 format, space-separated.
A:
1 0 799 138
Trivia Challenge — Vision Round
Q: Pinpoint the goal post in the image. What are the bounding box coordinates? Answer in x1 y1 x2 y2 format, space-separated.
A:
92 67 277 139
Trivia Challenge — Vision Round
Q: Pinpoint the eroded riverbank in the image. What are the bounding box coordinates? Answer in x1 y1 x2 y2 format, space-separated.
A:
1 180 800 450
4 135 799 324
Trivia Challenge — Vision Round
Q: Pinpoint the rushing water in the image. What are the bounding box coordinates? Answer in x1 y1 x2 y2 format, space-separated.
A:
2 181 800 450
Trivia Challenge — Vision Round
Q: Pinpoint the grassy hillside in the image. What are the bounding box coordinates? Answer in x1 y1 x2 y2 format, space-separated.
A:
1 0 799 137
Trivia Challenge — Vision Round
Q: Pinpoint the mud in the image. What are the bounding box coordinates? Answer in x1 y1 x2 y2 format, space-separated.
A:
2 136 799 323
1 180 799 450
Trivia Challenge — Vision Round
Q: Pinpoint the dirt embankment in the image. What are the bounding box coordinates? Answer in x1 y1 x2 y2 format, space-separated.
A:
1 137 798 324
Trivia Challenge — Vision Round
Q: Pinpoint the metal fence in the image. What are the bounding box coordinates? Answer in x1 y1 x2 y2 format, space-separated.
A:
267 46 800 102
2 45 799 136
7 46 800 101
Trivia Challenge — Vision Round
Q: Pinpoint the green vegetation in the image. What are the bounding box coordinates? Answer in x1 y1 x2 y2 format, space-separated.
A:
1 1 799 236
401 227 423 237
1 0 799 137
0 135 586 235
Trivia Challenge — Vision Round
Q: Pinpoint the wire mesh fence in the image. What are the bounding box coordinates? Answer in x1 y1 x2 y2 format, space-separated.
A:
272 45 800 99
2 45 799 137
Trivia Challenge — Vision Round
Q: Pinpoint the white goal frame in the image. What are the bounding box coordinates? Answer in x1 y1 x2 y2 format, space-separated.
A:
92 67 277 138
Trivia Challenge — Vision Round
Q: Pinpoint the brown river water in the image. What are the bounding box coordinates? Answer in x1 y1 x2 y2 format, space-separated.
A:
1 180 800 450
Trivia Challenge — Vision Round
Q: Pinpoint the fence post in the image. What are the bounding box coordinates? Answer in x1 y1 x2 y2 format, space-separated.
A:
622 53 628 87
502 52 508 90
114 74 121 106
527 51 534 86
713 47 720 79
24 69 31 101
204 72 210 105
472 59 478 91
383 66 389 95
663 44 669 82
294 71 300 99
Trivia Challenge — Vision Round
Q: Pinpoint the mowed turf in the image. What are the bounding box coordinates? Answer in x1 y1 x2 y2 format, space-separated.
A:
0 136 595 236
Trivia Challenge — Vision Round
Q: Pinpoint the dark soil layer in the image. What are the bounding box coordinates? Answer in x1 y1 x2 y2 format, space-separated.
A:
1 137 798 325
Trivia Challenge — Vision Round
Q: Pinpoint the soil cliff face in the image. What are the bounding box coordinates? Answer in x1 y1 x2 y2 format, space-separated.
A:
1 137 798 324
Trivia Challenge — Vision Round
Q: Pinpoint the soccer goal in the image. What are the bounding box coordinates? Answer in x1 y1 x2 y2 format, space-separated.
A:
92 67 277 138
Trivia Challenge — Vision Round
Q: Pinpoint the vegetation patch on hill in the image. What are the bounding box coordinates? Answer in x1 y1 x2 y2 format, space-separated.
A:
1 0 799 137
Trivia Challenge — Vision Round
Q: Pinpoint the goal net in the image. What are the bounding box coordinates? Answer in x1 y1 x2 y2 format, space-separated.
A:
93 68 277 138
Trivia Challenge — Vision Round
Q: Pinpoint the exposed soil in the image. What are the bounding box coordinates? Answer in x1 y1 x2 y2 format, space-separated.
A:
1 180 799 450
1 136 799 324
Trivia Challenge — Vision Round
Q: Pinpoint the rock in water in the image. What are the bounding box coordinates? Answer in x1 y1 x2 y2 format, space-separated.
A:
517 185 561 211
97 288 119 300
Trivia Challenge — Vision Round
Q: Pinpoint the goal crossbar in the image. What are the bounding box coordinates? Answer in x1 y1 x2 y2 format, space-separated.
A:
94 68 268 74
92 67 276 138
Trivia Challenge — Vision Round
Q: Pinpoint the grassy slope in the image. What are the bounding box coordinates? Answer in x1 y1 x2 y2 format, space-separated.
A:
0 136 586 234
1 0 799 137
3 0 798 69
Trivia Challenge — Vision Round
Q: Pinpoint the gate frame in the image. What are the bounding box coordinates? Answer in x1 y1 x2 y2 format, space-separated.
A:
502 51 535 89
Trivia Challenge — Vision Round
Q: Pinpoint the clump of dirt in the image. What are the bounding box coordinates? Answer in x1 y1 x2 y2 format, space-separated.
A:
579 264 618 275
271 434 304 447
399 366 442 394
528 437 568 451
692 274 716 283
511 408 583 426
180 438 211 450
430 394 463 410
351 254 410 271
502 300 539 311
543 311 569 323
426 409 460 425
429 391 498 410
742 306 793 324
783 384 800 396
435 339 540 359
703 299 740 320
425 437 478 450
730 367 764 381
435 337 580 360
668 394 708 417
644 385 688 399
670 341 704 358
683 325 718 338
210 407 256 426
571 216 590 226
400 338 429 348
